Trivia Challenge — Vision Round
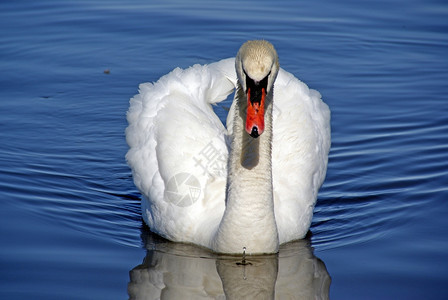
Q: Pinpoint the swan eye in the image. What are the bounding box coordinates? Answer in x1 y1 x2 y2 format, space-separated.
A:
244 70 270 98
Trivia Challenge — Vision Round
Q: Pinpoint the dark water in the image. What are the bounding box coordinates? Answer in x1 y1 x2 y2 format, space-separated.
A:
1 0 447 299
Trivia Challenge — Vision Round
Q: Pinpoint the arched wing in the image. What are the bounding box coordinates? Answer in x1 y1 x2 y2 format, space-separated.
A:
272 69 331 243
126 58 236 245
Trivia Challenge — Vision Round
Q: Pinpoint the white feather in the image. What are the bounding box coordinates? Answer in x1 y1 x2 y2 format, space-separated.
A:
126 43 330 253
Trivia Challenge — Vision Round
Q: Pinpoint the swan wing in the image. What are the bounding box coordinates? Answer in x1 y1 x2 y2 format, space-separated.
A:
126 58 236 246
272 69 331 243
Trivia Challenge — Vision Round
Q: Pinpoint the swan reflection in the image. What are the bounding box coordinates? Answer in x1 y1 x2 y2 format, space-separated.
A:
128 231 330 299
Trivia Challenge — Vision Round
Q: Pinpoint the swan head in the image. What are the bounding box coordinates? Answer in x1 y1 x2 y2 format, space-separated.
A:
235 40 279 138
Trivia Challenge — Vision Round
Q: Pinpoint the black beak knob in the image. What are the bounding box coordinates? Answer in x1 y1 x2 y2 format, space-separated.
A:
250 126 259 138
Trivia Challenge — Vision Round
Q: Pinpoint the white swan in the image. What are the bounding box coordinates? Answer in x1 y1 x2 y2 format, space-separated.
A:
126 40 330 254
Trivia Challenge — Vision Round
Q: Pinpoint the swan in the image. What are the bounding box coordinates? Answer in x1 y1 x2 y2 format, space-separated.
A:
126 40 330 254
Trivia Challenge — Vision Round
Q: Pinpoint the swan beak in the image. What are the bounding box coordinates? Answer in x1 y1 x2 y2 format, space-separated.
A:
245 87 265 138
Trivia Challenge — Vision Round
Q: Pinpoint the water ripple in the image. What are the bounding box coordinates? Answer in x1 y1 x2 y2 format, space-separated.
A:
0 139 142 247
311 102 448 250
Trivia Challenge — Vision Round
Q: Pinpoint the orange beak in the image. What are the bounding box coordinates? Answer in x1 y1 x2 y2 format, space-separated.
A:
245 87 266 138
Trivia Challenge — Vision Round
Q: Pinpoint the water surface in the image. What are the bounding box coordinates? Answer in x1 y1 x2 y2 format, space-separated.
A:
1 0 447 299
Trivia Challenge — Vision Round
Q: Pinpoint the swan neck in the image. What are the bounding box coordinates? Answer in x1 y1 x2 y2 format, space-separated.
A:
213 84 278 254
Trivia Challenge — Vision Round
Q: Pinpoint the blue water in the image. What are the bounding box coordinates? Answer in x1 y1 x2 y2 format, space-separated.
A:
1 0 447 299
